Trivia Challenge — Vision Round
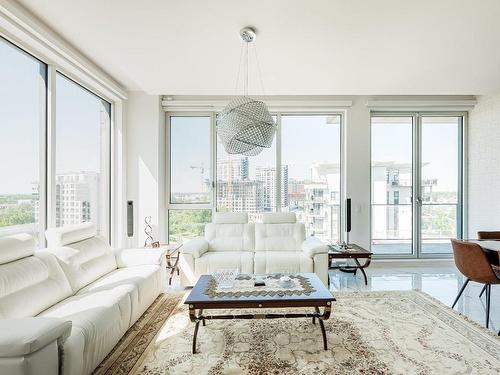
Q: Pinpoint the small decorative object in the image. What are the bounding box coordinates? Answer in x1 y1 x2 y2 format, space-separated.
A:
217 27 276 156
213 268 239 289
151 241 160 248
144 216 154 247
279 275 293 288
254 275 266 287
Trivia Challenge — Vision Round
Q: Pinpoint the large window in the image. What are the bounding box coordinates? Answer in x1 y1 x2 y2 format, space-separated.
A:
55 74 111 236
168 116 212 242
0 38 46 243
0 36 113 246
167 113 343 243
371 114 463 257
282 115 342 241
170 117 211 204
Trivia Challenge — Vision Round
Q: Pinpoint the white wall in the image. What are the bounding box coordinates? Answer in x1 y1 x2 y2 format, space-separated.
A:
345 98 371 248
468 94 500 237
125 91 164 247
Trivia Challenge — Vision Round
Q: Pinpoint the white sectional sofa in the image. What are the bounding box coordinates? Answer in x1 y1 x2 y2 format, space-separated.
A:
0 223 166 375
180 212 329 286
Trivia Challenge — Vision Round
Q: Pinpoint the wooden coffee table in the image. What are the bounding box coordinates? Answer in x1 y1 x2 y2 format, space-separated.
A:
328 243 373 285
185 273 335 354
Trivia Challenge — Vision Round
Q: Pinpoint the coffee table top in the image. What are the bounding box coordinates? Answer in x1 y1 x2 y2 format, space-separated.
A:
328 243 372 258
185 273 334 306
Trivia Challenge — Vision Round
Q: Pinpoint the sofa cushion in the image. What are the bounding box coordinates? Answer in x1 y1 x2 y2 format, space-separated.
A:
261 212 297 224
194 251 254 275
205 223 255 252
38 287 131 375
76 265 162 325
254 251 313 274
45 222 96 247
255 223 305 252
214 212 248 224
0 252 73 319
0 233 35 264
42 236 118 293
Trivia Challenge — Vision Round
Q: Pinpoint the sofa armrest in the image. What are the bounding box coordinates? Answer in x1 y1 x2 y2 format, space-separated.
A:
114 248 167 268
301 236 328 258
0 318 71 357
181 237 208 258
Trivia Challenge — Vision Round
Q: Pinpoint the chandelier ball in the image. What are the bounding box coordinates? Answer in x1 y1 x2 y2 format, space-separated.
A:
217 96 276 156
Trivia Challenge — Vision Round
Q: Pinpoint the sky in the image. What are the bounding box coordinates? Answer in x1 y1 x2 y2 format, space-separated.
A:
0 38 109 195
372 118 460 192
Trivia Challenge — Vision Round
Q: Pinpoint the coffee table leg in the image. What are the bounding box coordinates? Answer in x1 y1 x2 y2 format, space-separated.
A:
192 320 200 354
315 307 328 350
199 309 206 326
354 258 369 285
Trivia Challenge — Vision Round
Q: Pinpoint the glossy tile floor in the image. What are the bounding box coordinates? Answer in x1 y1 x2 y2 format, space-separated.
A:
328 260 499 334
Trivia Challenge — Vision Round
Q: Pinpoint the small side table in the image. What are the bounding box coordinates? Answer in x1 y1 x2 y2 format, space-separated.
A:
159 243 182 286
328 243 372 285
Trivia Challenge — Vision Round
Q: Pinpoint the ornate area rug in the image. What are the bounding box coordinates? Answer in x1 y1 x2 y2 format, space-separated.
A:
98 291 500 374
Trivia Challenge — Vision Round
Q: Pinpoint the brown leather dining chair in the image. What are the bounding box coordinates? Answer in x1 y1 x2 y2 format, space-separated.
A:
451 239 500 329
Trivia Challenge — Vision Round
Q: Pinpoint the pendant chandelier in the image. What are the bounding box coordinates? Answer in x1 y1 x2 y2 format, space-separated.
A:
217 27 276 156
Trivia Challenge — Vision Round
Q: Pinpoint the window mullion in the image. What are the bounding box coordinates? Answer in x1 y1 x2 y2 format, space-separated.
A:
46 65 57 230
276 113 282 212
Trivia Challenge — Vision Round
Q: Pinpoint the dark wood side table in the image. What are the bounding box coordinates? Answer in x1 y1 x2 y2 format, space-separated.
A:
328 243 372 285
161 243 182 286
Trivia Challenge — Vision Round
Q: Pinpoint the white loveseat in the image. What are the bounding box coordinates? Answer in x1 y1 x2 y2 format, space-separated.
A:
180 212 329 286
0 223 166 375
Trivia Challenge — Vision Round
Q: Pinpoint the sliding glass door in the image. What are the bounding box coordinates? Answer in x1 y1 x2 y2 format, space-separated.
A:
371 114 464 257
420 116 462 254
371 116 413 255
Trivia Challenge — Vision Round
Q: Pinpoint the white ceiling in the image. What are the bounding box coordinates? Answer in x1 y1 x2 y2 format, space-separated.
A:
17 0 500 95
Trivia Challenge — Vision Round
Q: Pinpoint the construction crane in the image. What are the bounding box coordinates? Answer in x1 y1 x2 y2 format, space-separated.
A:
190 165 207 192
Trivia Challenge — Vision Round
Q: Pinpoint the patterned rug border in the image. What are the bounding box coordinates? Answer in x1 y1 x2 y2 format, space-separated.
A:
93 292 185 375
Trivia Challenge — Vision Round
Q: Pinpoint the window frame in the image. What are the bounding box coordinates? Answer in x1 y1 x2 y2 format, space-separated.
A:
166 111 345 243
0 35 114 246
50 71 112 238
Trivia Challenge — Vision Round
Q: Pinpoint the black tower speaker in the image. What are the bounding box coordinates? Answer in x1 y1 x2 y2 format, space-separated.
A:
346 198 351 243
127 201 134 237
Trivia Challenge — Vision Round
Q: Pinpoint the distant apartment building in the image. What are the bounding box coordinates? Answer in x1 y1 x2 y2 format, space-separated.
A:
217 157 249 181
302 163 341 240
288 178 305 209
33 171 100 228
216 180 263 213
217 157 262 213
255 165 289 211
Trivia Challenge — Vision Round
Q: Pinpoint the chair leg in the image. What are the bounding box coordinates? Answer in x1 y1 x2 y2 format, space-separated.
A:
479 284 487 298
485 284 491 329
452 278 470 309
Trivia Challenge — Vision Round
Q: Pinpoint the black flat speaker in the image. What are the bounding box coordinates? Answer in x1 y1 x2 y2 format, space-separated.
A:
127 201 134 237
346 198 352 233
